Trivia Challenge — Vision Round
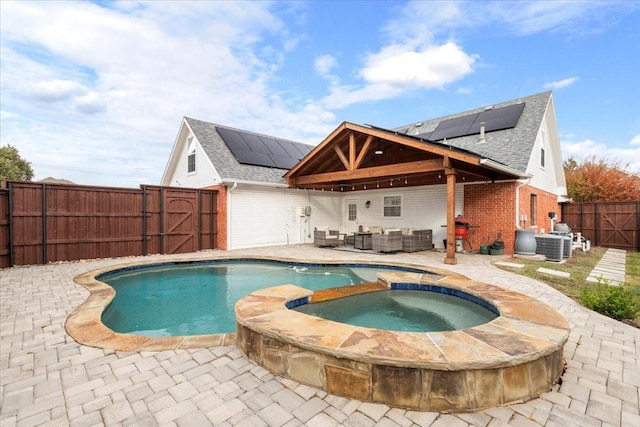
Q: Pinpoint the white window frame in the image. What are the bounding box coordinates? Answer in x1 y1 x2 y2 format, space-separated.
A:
383 194 402 218
187 137 196 174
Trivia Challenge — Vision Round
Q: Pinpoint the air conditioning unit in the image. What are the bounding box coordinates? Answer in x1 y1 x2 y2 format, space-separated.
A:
535 234 564 261
550 231 573 259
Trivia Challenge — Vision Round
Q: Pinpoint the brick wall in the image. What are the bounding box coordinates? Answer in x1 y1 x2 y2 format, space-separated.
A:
206 184 228 250
464 183 561 255
463 182 517 253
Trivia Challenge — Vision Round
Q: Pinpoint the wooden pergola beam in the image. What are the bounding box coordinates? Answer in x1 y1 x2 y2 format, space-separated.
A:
291 159 444 186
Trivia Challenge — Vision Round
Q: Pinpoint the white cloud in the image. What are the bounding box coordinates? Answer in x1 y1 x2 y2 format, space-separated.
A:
24 79 87 102
320 41 477 109
360 42 476 89
72 92 107 115
543 77 579 91
630 135 640 146
314 54 337 78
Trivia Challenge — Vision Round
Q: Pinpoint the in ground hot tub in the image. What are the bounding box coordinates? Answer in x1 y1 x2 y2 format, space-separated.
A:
235 271 570 412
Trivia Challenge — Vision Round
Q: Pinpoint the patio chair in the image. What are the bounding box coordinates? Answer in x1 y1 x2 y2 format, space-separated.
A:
314 226 340 247
372 230 403 253
402 229 433 252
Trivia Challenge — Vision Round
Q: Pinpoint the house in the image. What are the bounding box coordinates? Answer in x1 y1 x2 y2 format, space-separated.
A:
161 91 567 263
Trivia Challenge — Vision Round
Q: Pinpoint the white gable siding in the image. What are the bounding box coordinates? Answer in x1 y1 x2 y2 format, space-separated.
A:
525 100 566 197
165 135 220 188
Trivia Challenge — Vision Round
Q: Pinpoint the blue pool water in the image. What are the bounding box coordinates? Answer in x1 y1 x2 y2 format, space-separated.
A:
100 261 406 336
294 290 498 332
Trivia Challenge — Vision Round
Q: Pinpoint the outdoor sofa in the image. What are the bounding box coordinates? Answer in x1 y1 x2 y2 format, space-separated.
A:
372 229 403 253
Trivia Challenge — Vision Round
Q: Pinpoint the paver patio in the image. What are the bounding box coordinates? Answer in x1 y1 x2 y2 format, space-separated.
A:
1 245 638 426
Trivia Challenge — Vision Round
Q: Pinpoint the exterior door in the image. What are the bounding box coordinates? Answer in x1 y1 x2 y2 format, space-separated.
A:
345 199 358 231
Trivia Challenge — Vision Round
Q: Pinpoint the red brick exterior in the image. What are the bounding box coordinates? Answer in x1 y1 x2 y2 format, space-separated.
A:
205 184 229 250
463 183 561 255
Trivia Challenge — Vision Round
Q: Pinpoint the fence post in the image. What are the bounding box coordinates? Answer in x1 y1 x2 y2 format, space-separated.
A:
637 201 640 252
197 190 202 251
41 183 47 264
594 203 599 247
8 182 14 267
142 185 147 256
159 186 164 254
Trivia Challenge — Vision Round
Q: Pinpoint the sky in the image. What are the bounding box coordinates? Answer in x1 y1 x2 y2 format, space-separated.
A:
1 0 639 188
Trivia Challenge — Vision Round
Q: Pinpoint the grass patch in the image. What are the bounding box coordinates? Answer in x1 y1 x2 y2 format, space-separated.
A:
495 247 640 326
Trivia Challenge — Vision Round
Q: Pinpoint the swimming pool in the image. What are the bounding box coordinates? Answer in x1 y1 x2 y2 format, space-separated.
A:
98 260 429 336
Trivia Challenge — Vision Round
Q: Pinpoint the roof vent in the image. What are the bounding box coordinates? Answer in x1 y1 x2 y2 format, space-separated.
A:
479 122 486 143
484 105 494 111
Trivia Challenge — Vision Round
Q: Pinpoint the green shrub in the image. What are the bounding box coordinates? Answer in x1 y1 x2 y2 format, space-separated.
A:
580 279 640 320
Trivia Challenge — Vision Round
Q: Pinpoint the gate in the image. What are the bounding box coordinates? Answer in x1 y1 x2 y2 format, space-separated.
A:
163 188 198 254
562 201 640 251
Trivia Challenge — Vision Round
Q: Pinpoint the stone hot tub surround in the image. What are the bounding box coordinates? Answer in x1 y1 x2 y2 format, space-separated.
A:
235 272 570 412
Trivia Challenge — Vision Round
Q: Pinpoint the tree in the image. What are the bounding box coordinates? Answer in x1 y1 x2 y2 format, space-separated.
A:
564 156 640 202
0 145 34 181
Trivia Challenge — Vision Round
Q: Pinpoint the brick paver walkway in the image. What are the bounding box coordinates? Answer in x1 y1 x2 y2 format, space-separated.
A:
1 246 638 426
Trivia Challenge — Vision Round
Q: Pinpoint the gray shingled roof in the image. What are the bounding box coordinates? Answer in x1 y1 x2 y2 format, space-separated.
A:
187 92 550 184
185 117 313 185
396 91 552 173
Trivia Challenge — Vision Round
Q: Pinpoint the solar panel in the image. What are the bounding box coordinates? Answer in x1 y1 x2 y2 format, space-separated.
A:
216 127 251 152
260 137 289 157
468 103 525 134
430 123 475 141
269 155 300 169
216 126 311 169
233 150 277 168
279 140 305 158
239 133 271 154
430 102 526 140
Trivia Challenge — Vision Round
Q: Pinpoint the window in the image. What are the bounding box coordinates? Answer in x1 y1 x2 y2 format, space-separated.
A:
348 203 357 221
530 194 537 226
383 195 402 218
187 137 196 173
540 130 546 168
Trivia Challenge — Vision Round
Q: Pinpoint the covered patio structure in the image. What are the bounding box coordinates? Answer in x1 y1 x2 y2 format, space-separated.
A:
284 122 527 264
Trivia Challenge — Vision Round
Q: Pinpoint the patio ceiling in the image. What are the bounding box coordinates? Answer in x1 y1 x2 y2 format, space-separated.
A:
284 122 526 191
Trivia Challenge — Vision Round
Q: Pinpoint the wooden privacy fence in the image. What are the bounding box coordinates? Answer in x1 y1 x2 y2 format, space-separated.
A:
561 201 640 251
0 182 218 267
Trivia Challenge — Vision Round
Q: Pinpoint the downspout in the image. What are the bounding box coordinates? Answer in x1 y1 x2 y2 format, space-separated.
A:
515 178 531 229
227 182 238 250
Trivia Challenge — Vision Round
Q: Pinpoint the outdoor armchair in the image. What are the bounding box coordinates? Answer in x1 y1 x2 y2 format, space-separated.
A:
314 226 340 247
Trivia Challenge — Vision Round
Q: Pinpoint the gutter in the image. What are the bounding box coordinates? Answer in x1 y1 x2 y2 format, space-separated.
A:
479 159 531 179
221 179 290 188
